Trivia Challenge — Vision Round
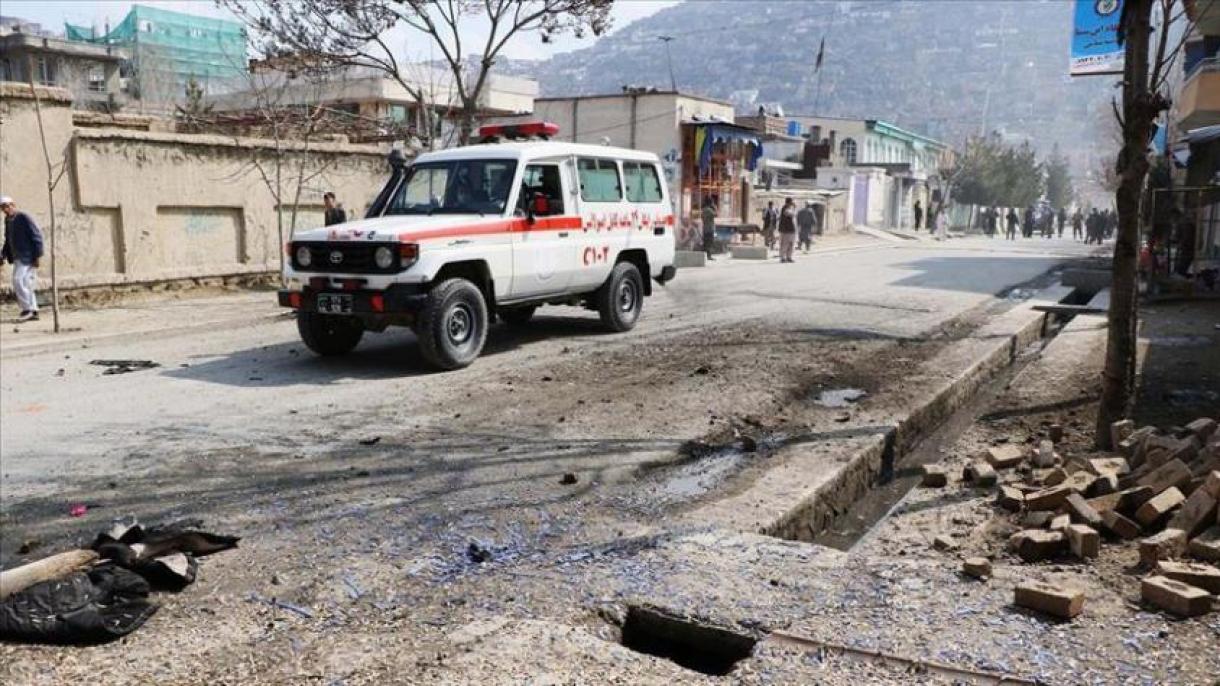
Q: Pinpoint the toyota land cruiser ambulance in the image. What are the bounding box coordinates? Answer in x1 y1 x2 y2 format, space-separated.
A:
279 123 677 370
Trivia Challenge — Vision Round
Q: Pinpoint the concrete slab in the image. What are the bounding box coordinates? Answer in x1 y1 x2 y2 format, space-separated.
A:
674 251 707 268
730 245 769 260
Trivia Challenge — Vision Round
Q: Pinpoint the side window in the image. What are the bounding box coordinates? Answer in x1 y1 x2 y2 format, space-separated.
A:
623 162 664 203
577 158 622 202
519 164 565 216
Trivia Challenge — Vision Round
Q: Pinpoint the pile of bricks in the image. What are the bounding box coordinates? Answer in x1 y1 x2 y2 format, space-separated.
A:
950 416 1220 619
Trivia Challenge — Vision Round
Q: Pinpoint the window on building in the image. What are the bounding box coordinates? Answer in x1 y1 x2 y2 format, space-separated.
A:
389 104 407 122
623 162 663 202
577 158 622 202
840 138 858 165
36 57 55 85
87 65 105 92
138 20 153 32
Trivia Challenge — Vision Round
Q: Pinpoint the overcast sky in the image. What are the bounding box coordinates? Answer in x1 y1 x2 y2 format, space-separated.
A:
2 0 679 60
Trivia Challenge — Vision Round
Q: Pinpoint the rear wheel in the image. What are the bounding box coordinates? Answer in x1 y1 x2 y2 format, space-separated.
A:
298 311 363 356
499 305 536 327
415 278 488 370
596 262 644 332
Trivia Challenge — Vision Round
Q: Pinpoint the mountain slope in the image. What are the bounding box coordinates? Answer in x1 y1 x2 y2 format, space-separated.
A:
508 0 1112 178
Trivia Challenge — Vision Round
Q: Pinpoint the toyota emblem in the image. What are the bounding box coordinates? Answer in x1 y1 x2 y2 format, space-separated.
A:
329 250 343 265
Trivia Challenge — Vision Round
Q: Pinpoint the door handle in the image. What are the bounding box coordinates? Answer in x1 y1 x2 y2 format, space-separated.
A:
558 232 569 238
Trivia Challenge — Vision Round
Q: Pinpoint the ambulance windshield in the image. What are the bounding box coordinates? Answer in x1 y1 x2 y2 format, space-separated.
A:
385 159 518 216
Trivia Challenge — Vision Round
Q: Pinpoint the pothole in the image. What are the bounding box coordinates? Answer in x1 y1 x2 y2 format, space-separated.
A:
618 606 757 677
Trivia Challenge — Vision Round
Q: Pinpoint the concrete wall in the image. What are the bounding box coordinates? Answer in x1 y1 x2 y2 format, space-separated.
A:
0 81 388 292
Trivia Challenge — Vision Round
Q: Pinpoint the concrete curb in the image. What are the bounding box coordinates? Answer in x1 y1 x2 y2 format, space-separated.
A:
0 309 287 360
685 284 1075 541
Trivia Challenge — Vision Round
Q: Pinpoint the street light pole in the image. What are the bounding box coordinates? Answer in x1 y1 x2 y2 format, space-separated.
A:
658 35 677 92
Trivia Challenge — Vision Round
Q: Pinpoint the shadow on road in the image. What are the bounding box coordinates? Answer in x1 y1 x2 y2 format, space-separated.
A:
163 313 614 387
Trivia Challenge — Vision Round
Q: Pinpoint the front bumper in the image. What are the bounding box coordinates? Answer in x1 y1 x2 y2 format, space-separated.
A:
278 285 429 314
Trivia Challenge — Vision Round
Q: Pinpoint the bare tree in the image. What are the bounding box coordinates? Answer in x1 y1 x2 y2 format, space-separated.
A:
25 59 69 332
1095 0 1194 448
222 0 613 145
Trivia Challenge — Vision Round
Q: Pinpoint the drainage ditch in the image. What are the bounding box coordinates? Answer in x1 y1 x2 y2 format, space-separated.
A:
617 606 757 677
804 291 1085 551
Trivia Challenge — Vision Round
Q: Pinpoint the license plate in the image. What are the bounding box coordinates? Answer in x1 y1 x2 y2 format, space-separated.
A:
317 293 353 314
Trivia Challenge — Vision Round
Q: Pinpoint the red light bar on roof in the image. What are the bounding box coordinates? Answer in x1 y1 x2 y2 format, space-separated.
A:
478 121 560 141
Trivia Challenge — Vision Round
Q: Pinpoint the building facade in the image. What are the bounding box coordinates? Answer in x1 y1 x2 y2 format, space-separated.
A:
65 4 247 103
1171 0 1220 275
0 31 129 109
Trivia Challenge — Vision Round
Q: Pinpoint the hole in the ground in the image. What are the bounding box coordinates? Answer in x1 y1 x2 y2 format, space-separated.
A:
619 606 756 677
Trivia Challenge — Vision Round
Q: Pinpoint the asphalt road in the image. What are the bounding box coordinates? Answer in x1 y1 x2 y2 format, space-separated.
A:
1 235 1097 498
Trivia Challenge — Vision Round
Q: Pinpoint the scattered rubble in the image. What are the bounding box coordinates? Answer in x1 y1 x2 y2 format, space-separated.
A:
89 359 161 375
1014 580 1084 619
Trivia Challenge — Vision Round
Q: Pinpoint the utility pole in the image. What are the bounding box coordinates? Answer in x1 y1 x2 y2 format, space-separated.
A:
658 36 677 92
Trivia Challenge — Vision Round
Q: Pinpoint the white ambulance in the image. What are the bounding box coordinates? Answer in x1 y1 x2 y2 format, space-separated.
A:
279 122 677 370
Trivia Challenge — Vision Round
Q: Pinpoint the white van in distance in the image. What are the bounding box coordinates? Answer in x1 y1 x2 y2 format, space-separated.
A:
279 122 678 370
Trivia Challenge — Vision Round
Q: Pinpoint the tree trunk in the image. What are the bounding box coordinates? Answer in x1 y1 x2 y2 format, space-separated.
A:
1096 0 1154 449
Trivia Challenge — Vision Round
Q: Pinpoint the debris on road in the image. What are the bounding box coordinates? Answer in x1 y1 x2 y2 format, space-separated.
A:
559 473 579 485
1014 580 1084 619
0 519 239 644
89 359 161 375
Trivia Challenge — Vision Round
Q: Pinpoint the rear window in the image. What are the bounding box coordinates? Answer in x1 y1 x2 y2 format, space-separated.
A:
624 162 663 203
577 158 622 202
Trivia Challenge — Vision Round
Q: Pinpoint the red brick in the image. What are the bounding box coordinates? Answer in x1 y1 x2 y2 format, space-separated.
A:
1156 560 1220 593
1141 575 1212 617
996 485 1024 512
963 461 997 487
1167 488 1217 538
1014 581 1084 619
1026 485 1072 511
1088 457 1130 476
1138 528 1187 567
1065 524 1100 559
921 465 948 488
1134 487 1185 527
1186 418 1218 442
984 444 1025 469
1110 420 1135 452
1009 529 1067 562
1135 459 1192 497
1063 492 1103 528
962 557 991 580
1188 527 1220 563
1101 510 1141 540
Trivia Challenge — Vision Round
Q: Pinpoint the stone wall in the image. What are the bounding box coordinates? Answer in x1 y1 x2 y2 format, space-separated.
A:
0 81 390 292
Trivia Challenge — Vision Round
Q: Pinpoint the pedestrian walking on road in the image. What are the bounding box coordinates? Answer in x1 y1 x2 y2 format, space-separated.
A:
1057 207 1066 238
1072 209 1084 241
987 207 999 237
761 200 779 250
1005 208 1019 240
797 202 817 253
323 192 347 226
1022 206 1035 239
913 200 923 231
777 198 797 262
1 196 44 322
701 199 718 260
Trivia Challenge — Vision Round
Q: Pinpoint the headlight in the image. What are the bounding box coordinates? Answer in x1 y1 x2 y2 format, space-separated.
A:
295 245 312 267
374 246 395 269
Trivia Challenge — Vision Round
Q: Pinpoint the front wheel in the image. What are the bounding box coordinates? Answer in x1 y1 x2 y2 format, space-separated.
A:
414 278 489 370
298 311 364 356
596 262 644 332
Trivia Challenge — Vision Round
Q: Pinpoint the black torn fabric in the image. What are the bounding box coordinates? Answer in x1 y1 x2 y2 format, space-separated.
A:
0 565 157 645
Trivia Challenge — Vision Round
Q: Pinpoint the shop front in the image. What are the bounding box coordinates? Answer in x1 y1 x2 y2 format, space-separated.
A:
678 122 763 246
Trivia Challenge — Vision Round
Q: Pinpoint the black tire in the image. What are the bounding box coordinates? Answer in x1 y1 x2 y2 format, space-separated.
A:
596 262 644 332
414 278 488 370
297 311 363 356
499 305 536 327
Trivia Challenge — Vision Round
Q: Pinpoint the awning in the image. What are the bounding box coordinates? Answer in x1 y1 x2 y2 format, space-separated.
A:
694 124 764 173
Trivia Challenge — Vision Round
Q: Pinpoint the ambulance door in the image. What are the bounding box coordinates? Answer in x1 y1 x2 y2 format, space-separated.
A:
510 160 576 299
572 156 627 291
